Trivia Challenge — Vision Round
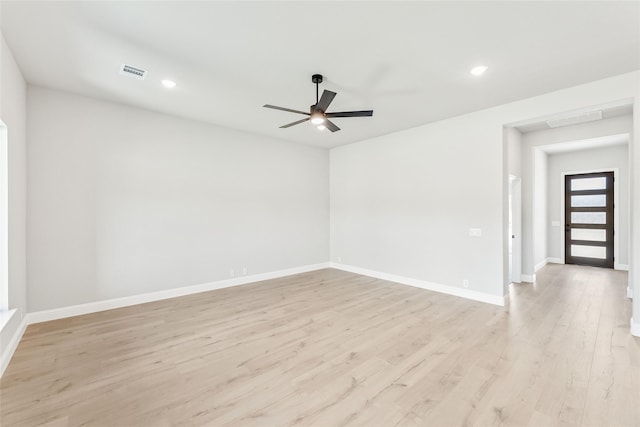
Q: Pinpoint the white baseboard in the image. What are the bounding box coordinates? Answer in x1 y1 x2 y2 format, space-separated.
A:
535 258 627 271
627 286 633 299
534 259 548 272
521 274 536 283
631 318 640 337
26 262 330 325
0 310 27 377
329 263 504 306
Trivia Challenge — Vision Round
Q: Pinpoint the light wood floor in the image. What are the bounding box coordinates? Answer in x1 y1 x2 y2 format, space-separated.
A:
1 265 638 426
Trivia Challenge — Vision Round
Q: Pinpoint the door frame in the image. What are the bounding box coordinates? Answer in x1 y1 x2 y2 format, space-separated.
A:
560 168 619 270
509 175 522 283
0 120 7 310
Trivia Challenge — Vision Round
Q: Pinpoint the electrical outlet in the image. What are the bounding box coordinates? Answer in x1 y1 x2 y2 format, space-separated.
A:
462 279 469 288
229 269 235 277
469 228 482 237
242 267 248 276
336 256 342 263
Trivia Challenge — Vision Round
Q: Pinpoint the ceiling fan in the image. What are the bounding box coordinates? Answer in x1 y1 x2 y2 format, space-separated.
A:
263 74 373 132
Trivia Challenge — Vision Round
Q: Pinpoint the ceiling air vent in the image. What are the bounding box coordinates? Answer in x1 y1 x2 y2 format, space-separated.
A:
120 64 147 80
546 110 602 129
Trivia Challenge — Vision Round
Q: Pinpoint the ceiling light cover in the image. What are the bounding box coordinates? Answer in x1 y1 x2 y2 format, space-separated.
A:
470 65 488 76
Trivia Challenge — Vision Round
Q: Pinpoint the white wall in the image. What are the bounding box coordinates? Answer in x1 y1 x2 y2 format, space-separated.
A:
331 112 504 298
520 139 535 279
27 86 329 312
547 145 629 265
506 127 523 284
0 34 28 370
632 97 640 336
507 127 522 177
533 148 548 270
522 115 633 276
331 71 639 304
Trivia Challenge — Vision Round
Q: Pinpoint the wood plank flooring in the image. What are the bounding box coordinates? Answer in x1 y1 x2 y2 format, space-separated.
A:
1 265 638 426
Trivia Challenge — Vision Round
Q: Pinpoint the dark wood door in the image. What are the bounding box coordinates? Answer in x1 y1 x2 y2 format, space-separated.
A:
564 172 614 268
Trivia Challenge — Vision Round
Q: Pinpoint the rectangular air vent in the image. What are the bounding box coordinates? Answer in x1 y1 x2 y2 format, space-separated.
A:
120 64 147 80
546 110 602 129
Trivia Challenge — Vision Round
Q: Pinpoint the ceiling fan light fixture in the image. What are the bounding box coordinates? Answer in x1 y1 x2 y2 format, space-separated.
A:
317 124 326 131
310 112 325 125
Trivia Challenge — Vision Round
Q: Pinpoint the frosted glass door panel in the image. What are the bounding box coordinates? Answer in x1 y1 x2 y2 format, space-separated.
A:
571 245 606 259
571 194 606 207
571 177 606 191
571 212 606 224
571 229 606 242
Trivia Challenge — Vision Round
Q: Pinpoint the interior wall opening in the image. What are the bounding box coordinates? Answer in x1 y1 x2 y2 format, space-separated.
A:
503 102 634 306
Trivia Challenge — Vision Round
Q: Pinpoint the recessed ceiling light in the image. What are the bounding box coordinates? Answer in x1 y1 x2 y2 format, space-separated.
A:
161 79 176 89
470 65 488 76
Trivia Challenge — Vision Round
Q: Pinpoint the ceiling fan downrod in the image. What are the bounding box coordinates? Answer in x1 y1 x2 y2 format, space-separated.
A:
312 74 323 105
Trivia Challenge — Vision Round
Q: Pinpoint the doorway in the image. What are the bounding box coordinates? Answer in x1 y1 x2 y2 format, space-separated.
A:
564 171 614 268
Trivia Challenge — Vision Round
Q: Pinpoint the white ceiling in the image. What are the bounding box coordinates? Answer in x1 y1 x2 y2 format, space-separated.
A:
2 1 639 148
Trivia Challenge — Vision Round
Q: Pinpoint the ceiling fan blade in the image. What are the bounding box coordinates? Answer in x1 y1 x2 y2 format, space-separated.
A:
324 119 341 132
279 117 310 128
326 110 374 118
263 104 310 116
315 90 337 112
